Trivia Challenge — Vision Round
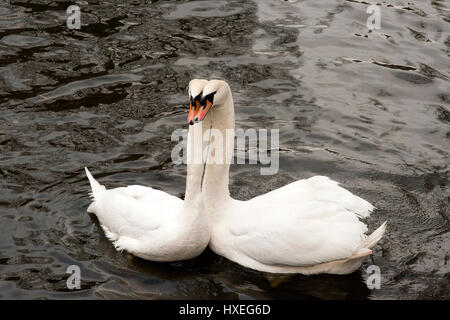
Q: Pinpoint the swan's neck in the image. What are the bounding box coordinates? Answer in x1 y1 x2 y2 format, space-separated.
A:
184 112 212 209
202 92 235 211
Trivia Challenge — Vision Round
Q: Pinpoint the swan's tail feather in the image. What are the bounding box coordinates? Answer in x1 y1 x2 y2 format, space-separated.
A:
85 167 105 202
362 221 387 249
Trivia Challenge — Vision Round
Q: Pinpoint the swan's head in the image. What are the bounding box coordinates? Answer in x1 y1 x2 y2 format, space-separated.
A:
187 79 230 125
188 79 208 125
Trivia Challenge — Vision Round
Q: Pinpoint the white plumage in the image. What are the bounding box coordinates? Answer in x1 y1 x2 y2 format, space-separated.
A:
209 177 386 274
84 78 387 274
84 80 210 262
84 168 209 261
198 80 387 274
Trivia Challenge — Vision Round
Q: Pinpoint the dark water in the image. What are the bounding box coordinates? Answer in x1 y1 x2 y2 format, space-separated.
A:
0 0 449 299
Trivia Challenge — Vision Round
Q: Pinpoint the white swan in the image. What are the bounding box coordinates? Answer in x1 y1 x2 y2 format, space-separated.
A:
85 79 210 261
190 79 387 275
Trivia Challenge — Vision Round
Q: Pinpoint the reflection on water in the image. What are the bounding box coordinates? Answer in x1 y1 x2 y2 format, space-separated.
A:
0 0 449 299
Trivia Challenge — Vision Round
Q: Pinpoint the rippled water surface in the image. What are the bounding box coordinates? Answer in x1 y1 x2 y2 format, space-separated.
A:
0 0 449 299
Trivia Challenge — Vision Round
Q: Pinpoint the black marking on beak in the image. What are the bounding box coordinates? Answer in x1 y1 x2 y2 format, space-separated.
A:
200 91 216 109
190 93 202 110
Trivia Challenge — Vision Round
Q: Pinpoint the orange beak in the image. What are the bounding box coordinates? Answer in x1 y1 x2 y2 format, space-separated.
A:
187 99 200 125
187 100 213 125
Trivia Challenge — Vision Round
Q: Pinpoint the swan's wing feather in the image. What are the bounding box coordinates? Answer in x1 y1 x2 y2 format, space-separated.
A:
92 185 183 240
252 176 374 218
120 185 180 204
231 202 367 266
228 176 373 266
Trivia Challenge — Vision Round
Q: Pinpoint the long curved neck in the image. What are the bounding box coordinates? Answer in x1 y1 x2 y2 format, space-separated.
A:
202 91 235 210
184 112 212 209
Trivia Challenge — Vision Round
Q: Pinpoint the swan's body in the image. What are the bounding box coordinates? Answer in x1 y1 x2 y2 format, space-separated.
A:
85 80 210 262
194 80 387 275
207 179 385 274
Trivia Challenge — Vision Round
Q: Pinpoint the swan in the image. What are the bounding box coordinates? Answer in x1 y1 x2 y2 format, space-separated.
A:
190 79 387 275
84 79 211 261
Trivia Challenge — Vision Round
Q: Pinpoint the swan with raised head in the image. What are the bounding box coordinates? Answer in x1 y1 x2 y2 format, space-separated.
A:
189 79 387 275
84 79 210 261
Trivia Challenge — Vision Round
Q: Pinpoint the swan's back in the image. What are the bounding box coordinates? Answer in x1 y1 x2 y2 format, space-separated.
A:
251 176 374 218
84 168 208 261
211 176 384 274
89 185 183 234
